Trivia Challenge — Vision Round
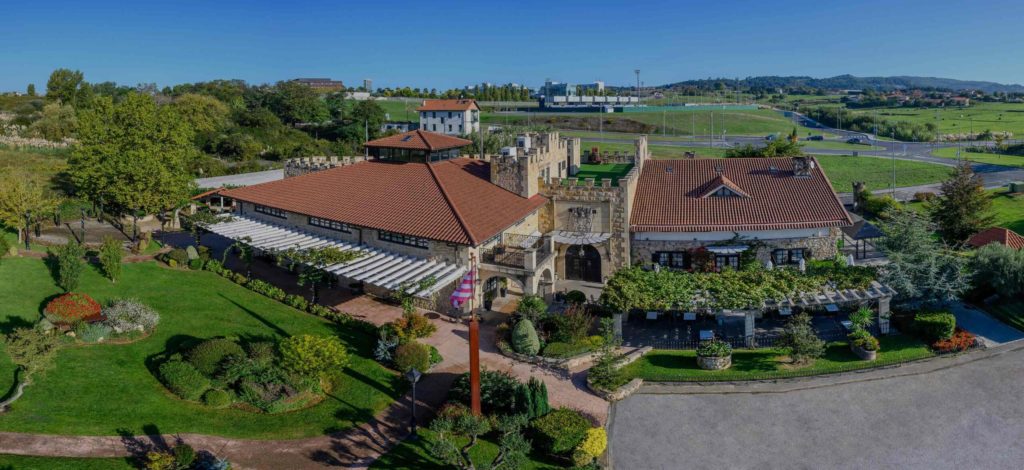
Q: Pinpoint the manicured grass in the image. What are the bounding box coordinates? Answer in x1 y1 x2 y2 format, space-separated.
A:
581 140 729 159
370 428 563 470
850 102 1024 137
985 298 1024 332
932 147 1024 169
0 454 135 469
0 258 400 439
810 154 952 193
905 189 1024 234
575 163 633 185
620 335 933 382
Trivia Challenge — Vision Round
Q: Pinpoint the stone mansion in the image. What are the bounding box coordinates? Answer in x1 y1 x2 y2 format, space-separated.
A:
214 108 850 311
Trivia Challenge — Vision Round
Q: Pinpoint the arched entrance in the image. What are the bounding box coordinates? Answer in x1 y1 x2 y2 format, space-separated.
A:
565 245 602 283
538 268 554 301
483 275 525 313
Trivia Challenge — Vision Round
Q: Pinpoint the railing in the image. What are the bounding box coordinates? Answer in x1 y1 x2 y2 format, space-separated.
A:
481 235 553 271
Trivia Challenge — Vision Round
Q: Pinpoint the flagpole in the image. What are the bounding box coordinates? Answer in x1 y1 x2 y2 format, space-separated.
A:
468 252 482 416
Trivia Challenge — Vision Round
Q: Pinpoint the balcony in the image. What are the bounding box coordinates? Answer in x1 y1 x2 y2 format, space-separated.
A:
481 233 554 272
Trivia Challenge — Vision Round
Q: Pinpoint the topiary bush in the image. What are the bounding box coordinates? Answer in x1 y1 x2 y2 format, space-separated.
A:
201 389 234 408
915 311 956 343
187 338 246 376
52 240 85 292
393 341 431 373
159 360 210 401
511 319 540 356
74 322 113 343
279 334 349 378
102 298 160 333
44 292 103 325
530 407 591 455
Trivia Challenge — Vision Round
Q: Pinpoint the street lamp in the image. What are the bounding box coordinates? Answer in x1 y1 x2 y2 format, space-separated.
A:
23 210 31 250
405 367 422 441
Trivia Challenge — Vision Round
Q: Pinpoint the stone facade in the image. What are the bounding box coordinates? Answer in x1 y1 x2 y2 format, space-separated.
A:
284 156 368 178
631 227 842 267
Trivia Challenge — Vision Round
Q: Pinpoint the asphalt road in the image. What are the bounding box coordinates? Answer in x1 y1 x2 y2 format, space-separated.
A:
611 344 1024 470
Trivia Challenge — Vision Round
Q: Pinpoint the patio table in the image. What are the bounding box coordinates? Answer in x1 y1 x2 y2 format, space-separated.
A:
699 330 714 341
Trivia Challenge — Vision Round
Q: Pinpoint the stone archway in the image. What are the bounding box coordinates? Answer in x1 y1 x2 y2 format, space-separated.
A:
483 274 526 314
537 268 554 301
565 244 602 283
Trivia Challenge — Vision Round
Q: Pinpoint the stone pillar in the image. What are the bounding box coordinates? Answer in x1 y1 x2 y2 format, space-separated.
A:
613 312 624 342
878 297 892 334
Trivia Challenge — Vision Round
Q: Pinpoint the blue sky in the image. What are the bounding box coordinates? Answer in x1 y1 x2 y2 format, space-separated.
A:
3 0 1023 92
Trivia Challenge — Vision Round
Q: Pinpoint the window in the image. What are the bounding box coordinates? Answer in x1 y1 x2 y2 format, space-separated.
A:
432 124 437 131
309 216 351 233
712 187 741 197
447 124 452 132
457 124 462 133
654 251 689 269
715 254 740 271
254 204 286 218
447 112 452 118
379 230 429 249
772 248 808 265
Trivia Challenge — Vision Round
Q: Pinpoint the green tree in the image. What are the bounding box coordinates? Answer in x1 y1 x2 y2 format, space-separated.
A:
98 236 124 282
429 411 529 470
971 243 1024 298
725 140 803 158
26 83 36 96
348 99 386 140
276 245 362 304
513 294 547 324
779 313 825 364
28 102 77 140
0 173 58 244
45 68 91 108
69 93 197 216
169 93 230 134
930 162 994 244
878 210 970 304
269 81 330 125
279 334 349 378
0 328 62 411
53 240 86 292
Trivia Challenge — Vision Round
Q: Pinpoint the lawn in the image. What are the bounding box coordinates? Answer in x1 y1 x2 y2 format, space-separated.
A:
849 102 1024 137
985 298 1024 332
810 154 952 193
483 108 798 136
369 428 563 470
0 258 400 439
932 147 1024 169
581 140 729 159
905 189 1024 234
0 454 135 469
619 335 933 382
575 163 633 184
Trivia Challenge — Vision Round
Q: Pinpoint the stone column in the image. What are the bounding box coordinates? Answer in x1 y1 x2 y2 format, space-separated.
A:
613 312 624 342
878 297 891 334
744 311 755 348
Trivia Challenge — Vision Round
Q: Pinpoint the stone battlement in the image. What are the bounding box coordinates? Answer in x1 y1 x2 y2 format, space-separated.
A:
284 155 368 177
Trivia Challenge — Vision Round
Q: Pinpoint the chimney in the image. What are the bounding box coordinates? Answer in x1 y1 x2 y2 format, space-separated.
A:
792 156 813 177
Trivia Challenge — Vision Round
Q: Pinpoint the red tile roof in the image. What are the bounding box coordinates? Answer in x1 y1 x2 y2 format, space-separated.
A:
631 157 852 232
967 227 1024 250
220 158 545 245
416 99 480 112
364 130 472 151
697 174 751 198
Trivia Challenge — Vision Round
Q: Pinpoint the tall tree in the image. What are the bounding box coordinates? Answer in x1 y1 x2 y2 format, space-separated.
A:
45 68 90 107
930 162 994 244
169 93 230 134
0 173 58 243
268 81 329 125
69 93 196 216
26 83 35 96
348 99 386 140
878 209 970 304
28 102 77 141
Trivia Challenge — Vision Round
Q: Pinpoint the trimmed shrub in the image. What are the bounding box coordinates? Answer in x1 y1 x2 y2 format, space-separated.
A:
98 236 123 282
933 328 976 353
574 427 608 466
159 360 210 401
390 311 436 343
201 389 233 408
285 294 309 311
511 319 541 356
203 259 224 274
394 341 431 373
102 298 160 333
451 369 523 416
246 279 286 301
848 329 880 351
75 322 113 343
530 407 590 455
279 334 349 378
188 258 203 270
231 272 248 285
44 292 103 325
542 341 591 358
187 338 245 376
428 345 443 366
167 248 189 267
565 290 587 305
52 240 85 292
915 311 956 342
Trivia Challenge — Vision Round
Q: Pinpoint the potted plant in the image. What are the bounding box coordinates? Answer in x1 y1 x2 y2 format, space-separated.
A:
483 291 495 311
848 329 879 360
499 278 508 298
696 339 733 370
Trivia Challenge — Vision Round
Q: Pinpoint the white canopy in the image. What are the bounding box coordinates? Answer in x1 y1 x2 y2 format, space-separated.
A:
207 216 465 297
706 245 749 255
551 230 611 245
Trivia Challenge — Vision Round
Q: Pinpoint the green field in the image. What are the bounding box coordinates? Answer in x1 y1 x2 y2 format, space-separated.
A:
905 189 1024 234
0 258 399 439
581 141 729 159
482 108 796 137
849 102 1024 137
0 454 135 470
619 335 932 382
0 145 68 189
932 147 1024 168
812 154 952 193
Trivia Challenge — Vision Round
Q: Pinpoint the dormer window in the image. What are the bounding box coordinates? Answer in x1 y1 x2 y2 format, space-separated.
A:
711 186 742 197
698 174 750 199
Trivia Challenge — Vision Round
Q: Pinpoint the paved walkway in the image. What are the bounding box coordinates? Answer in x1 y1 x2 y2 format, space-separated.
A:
612 341 1024 470
949 302 1024 346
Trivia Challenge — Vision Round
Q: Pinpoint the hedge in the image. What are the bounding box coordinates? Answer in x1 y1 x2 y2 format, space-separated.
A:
159 360 210 401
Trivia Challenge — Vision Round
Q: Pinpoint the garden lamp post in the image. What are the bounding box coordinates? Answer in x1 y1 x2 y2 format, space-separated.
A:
80 208 87 242
23 210 31 250
405 367 422 441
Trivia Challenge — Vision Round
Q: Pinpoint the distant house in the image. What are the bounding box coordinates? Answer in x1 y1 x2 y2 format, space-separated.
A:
950 96 971 106
417 99 480 136
381 121 419 133
967 227 1024 250
345 91 371 101
292 78 345 92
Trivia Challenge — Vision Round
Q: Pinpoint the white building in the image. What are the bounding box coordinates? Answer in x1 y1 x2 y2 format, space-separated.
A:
417 99 480 136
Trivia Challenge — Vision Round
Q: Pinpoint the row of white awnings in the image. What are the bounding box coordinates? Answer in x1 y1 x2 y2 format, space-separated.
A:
206 216 466 297
706 245 748 255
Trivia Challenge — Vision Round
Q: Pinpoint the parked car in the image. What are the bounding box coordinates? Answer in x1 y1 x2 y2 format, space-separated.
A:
804 135 824 141
765 134 777 141
846 137 863 144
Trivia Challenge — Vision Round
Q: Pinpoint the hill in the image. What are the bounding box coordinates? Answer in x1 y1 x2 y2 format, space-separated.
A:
659 75 1024 94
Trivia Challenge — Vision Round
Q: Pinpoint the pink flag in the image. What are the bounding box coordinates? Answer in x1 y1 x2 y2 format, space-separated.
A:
449 269 476 309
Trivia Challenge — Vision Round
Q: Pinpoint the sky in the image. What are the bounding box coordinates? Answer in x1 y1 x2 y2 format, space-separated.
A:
3 0 1024 92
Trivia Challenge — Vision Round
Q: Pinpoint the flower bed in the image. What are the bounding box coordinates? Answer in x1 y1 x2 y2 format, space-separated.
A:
43 293 103 325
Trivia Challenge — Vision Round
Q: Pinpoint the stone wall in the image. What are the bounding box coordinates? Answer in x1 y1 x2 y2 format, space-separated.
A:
284 156 368 178
631 227 842 265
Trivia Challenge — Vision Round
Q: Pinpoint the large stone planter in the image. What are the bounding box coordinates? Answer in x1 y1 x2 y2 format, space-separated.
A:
697 354 732 370
851 344 877 361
